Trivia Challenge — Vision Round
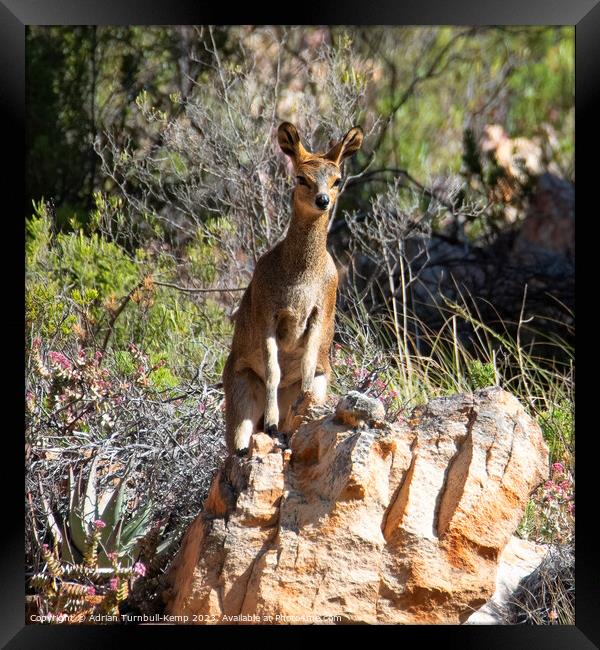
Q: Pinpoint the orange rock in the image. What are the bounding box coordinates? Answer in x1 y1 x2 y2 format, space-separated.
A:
164 387 548 624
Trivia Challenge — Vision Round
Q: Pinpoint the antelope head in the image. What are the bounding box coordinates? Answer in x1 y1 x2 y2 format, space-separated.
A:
277 122 364 217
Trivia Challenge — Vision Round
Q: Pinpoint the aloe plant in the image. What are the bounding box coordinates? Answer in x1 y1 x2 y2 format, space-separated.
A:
30 459 151 621
30 456 181 621
61 456 154 568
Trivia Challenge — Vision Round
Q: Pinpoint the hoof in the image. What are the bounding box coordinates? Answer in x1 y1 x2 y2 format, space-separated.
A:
275 430 290 448
275 437 289 450
265 424 289 449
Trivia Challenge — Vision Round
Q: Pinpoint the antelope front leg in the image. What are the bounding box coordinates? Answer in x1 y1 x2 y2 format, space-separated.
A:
301 332 319 395
263 331 281 436
293 317 321 415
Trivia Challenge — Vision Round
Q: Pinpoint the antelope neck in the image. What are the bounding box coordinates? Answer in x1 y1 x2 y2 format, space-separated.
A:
281 206 330 273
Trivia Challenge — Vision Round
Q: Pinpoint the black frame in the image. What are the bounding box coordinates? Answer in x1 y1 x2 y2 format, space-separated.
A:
5 1 597 646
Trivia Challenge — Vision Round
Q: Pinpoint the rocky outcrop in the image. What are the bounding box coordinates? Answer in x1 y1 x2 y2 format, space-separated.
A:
515 172 575 258
163 387 548 624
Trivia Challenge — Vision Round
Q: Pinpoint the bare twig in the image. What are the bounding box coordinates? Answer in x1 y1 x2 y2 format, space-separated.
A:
99 280 145 358
153 280 247 293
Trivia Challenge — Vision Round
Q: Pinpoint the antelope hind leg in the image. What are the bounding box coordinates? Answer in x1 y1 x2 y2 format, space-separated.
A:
278 381 302 433
310 372 328 403
224 367 265 454
284 373 328 433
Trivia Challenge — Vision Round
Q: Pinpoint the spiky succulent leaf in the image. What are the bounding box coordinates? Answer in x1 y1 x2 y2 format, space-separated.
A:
39 480 62 549
105 517 124 555
96 548 114 569
68 465 76 512
82 455 100 529
98 477 127 549
155 529 178 557
96 484 115 520
60 520 76 565
68 468 88 555
120 502 153 550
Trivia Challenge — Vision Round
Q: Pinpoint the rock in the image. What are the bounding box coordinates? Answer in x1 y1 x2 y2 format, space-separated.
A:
515 172 575 258
465 536 548 624
248 431 279 458
163 387 548 624
335 391 386 428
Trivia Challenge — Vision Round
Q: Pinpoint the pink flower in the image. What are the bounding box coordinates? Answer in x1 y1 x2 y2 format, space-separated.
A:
95 351 103 361
352 368 368 381
552 462 564 474
93 519 106 529
197 402 206 414
48 351 72 371
567 502 575 515
87 586 96 596
32 337 42 350
133 561 146 577
389 390 399 400
106 552 118 562
544 480 554 490
109 578 119 590
95 379 108 391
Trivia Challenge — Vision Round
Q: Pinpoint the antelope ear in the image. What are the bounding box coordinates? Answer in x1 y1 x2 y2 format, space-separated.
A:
325 126 364 164
277 122 309 164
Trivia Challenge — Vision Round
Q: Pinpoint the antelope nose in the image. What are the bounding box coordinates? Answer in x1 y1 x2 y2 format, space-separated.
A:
315 193 330 209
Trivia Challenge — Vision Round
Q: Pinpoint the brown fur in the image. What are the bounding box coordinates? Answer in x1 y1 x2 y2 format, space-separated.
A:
222 122 364 453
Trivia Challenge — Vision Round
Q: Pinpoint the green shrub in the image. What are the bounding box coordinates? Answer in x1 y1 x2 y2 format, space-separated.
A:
26 200 233 382
538 399 574 465
467 359 497 390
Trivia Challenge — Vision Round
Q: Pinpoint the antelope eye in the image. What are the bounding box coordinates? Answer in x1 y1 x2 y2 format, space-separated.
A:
296 176 309 187
333 178 342 188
